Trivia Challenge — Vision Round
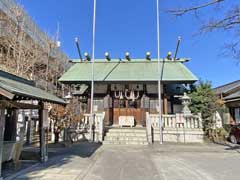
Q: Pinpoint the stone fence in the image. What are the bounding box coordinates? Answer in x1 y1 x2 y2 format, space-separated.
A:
147 113 203 129
81 112 105 142
80 112 204 143
146 113 204 143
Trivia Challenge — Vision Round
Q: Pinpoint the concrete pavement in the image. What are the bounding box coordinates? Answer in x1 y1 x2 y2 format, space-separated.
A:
6 142 240 180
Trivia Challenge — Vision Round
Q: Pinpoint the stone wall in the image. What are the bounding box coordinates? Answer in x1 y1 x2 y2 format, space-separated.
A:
153 127 204 143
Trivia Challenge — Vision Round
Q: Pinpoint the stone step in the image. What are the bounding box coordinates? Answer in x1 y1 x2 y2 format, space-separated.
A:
103 127 148 145
103 140 149 145
104 136 147 142
107 128 146 133
105 132 147 137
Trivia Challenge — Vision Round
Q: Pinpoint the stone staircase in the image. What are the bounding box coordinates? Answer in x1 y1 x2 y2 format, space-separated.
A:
103 127 148 145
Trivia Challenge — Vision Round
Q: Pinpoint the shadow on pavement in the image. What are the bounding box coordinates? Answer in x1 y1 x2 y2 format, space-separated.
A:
3 141 102 179
48 141 102 158
212 141 240 153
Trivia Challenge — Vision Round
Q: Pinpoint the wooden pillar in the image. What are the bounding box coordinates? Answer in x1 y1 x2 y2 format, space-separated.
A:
171 100 174 114
0 109 5 180
26 115 32 145
4 108 17 141
26 107 34 145
87 97 91 113
104 94 112 126
141 94 150 127
39 102 48 163
163 94 168 115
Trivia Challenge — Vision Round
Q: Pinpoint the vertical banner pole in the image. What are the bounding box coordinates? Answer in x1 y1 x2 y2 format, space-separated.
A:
90 0 97 141
156 0 163 144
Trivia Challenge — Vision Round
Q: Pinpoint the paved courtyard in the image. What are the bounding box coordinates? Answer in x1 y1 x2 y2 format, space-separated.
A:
6 142 240 180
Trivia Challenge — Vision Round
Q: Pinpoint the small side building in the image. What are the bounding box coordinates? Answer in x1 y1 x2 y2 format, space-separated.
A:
214 80 240 124
0 70 65 179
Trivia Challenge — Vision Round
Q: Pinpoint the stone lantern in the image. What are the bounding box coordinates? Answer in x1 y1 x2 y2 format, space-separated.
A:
180 92 192 115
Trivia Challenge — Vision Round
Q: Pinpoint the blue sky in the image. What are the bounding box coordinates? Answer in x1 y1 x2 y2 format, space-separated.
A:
17 0 239 87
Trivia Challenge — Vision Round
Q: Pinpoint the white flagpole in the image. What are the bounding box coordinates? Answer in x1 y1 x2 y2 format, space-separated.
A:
156 0 163 144
90 0 97 141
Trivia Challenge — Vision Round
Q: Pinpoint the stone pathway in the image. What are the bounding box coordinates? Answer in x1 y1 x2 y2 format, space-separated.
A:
82 146 160 180
5 142 240 180
4 142 102 180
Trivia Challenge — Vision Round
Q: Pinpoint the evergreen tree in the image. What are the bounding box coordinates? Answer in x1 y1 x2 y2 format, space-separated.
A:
188 81 220 131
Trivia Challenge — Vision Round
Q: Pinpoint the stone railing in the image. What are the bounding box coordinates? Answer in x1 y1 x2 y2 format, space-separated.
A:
146 113 202 129
184 115 203 129
146 112 203 143
82 112 105 142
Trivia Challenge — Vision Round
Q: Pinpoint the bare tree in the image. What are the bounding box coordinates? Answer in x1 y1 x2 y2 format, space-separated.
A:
168 0 240 59
0 1 69 91
0 1 77 145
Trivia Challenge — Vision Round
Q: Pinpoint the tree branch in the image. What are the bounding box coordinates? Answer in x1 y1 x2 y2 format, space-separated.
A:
200 7 240 32
168 0 225 16
224 40 240 60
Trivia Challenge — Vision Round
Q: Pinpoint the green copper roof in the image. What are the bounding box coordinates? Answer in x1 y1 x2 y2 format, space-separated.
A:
0 70 65 104
59 60 198 83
